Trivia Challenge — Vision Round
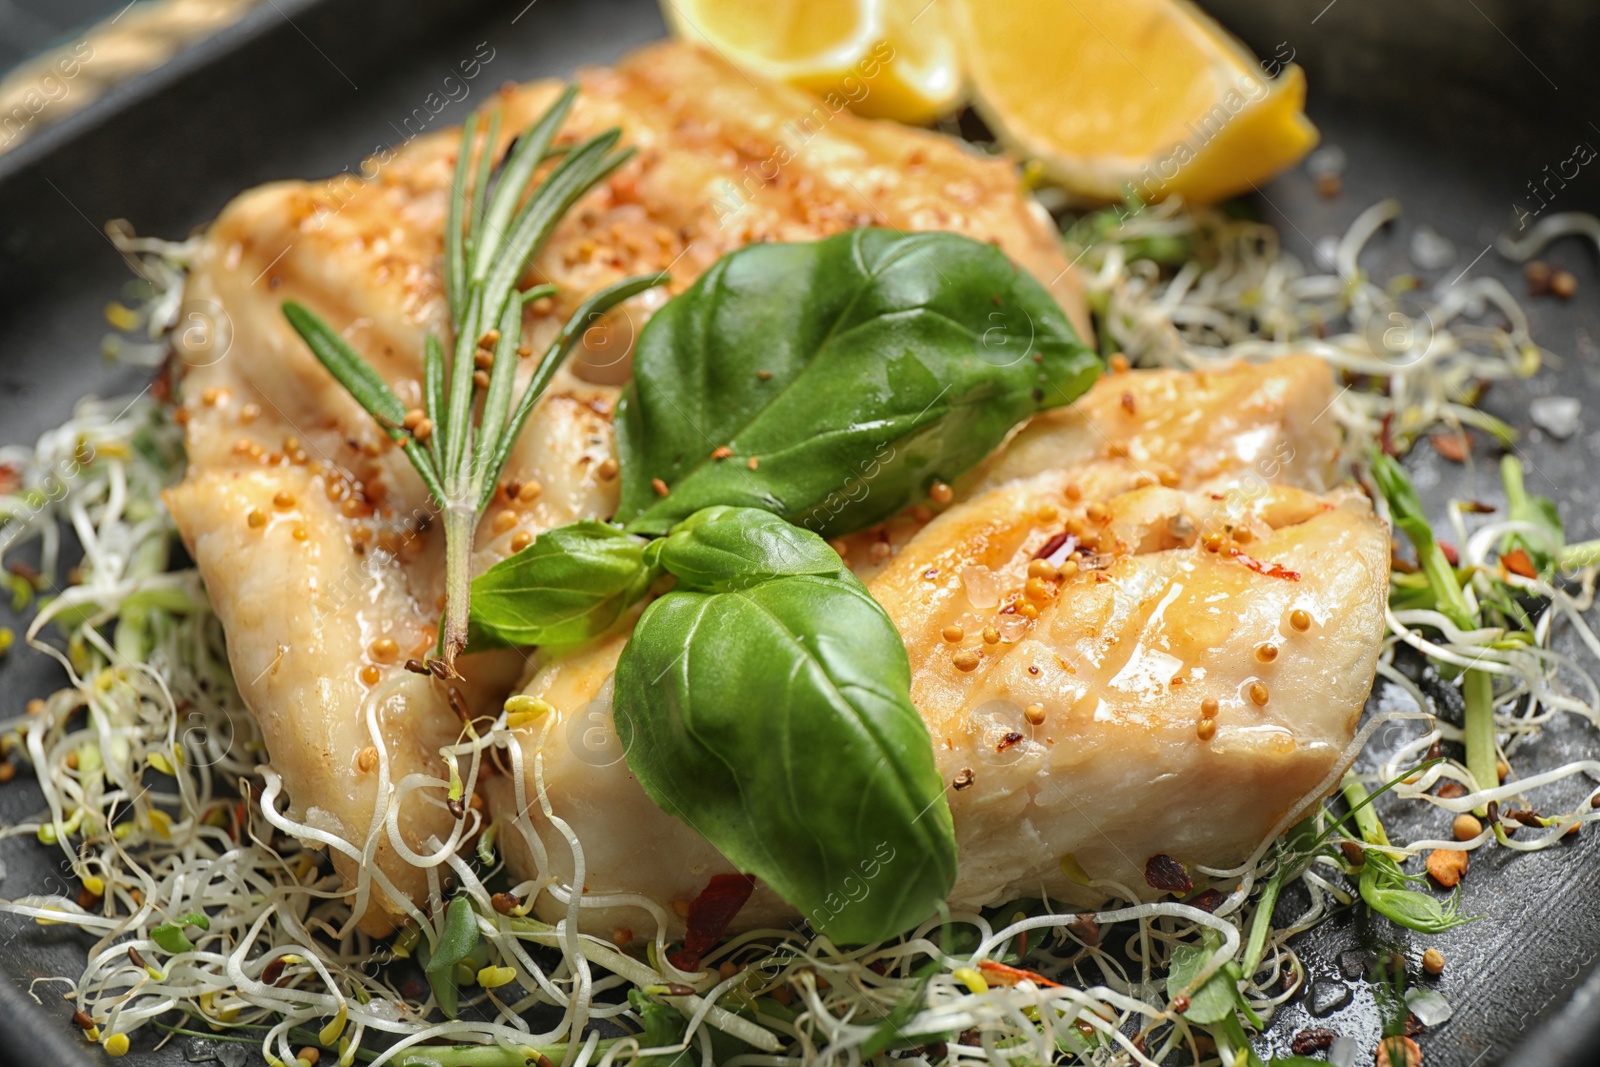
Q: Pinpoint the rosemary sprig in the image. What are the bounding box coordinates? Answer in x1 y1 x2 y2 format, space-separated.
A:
282 86 665 674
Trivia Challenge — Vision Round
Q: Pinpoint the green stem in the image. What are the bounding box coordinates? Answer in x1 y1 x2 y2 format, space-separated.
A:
1559 538 1600 570
1501 454 1528 516
440 503 476 669
1340 776 1388 846
1240 874 1283 979
1463 668 1497 817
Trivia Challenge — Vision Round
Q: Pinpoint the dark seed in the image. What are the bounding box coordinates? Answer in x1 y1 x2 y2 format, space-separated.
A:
661 983 696 997
262 956 288 986
447 686 472 724
952 768 975 790
1143 853 1193 895
1187 888 1225 913
404 659 430 675
1066 914 1099 947
491 892 520 915
447 797 465 820
72 1009 95 1030
127 946 146 970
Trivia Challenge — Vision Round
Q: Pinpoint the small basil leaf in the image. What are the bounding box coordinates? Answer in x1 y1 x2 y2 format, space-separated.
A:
614 519 956 945
643 505 848 590
614 228 1098 538
424 895 481 1018
467 522 656 650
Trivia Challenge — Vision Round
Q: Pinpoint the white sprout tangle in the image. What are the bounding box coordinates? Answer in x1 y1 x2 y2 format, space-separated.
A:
0 206 1597 1067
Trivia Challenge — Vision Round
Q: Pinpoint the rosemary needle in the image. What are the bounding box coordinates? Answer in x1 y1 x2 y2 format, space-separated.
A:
282 85 665 675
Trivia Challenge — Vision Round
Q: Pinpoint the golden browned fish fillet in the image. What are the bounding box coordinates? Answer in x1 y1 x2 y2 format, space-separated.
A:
163 40 1092 933
485 357 1389 937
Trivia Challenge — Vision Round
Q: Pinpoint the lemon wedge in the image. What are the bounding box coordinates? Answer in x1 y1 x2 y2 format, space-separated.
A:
661 0 964 125
954 0 1317 203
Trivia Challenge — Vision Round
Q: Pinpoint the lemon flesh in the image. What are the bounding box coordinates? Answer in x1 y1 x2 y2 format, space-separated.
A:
956 0 1318 203
662 0 964 125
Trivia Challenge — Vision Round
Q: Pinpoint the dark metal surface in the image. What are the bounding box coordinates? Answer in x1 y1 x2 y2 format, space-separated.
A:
0 0 1596 1064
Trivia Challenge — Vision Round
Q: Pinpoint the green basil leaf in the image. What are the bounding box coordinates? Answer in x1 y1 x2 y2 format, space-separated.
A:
614 228 1098 538
423 895 481 1018
467 522 656 650
642 505 847 590
613 510 956 944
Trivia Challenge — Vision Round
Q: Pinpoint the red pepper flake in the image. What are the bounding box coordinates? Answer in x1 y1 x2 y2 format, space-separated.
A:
1430 431 1471 463
1033 531 1074 560
977 959 1062 988
1144 853 1193 895
0 463 20 496
1502 548 1537 579
996 731 1024 752
666 873 756 972
1228 547 1301 581
1439 540 1460 566
710 446 733 460
1379 412 1399 457
1292 1028 1337 1054
651 477 670 497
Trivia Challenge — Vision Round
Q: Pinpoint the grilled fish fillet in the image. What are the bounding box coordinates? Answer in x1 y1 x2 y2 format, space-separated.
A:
485 358 1389 937
164 41 1091 933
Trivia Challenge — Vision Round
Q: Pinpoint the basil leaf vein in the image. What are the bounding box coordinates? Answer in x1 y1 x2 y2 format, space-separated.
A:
468 521 656 650
614 228 1097 537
